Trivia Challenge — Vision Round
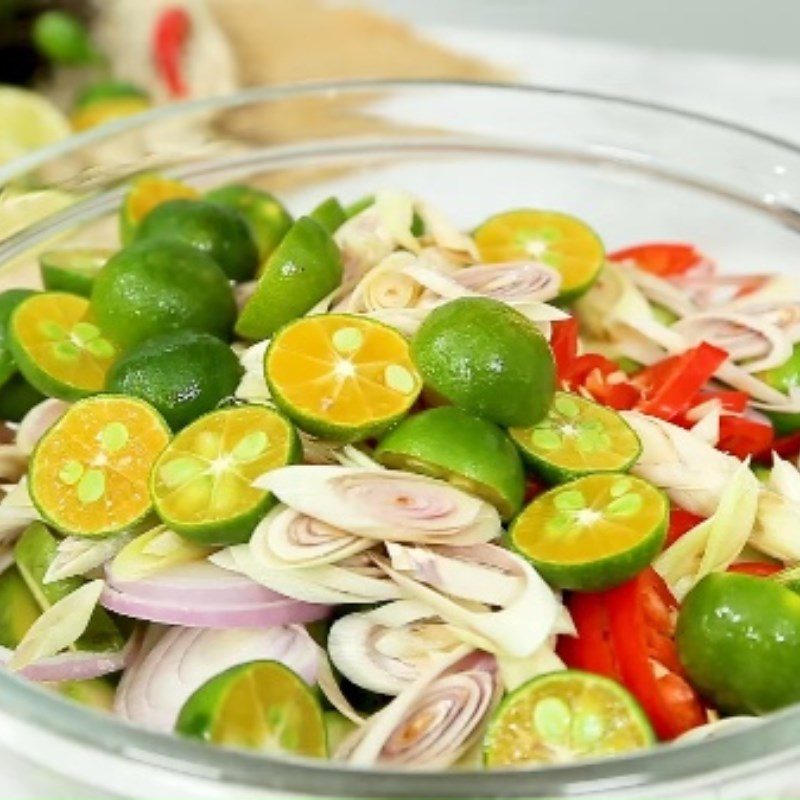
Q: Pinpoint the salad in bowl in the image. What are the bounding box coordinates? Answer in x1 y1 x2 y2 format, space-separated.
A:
0 173 799 771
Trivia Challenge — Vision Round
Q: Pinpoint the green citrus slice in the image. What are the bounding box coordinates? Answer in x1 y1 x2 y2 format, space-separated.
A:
151 405 300 545
509 473 667 591
175 660 327 758
39 247 112 298
510 392 641 484
29 395 170 536
473 209 605 302
8 292 117 400
235 216 343 340
265 314 422 442
375 406 525 519
483 670 654 767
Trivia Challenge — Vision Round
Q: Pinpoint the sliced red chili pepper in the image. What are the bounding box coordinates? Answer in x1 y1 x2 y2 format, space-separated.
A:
584 369 641 410
759 430 800 462
609 242 707 278
557 592 619 680
727 562 782 577
153 7 191 99
689 390 749 415
666 507 705 547
549 317 579 383
635 342 728 421
717 415 774 459
605 569 706 740
523 476 545 504
562 353 641 410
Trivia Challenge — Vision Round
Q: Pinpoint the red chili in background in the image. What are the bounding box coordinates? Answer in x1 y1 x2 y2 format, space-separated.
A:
559 569 707 740
609 242 707 278
153 7 191 99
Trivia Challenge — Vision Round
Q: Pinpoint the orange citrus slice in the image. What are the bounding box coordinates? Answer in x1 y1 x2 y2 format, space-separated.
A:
474 209 605 301
265 314 422 442
8 292 117 401
29 395 170 536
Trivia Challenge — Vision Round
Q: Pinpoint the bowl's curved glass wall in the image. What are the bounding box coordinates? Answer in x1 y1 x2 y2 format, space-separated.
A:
0 81 798 799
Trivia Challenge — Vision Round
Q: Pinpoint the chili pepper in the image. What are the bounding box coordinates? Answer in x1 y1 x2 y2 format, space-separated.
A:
609 242 707 278
549 317 579 383
728 562 782 577
717 415 774 460
665 507 705 548
634 342 728 421
153 7 191 99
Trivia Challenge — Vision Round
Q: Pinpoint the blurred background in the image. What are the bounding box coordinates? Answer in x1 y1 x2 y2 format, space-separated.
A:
1 0 798 173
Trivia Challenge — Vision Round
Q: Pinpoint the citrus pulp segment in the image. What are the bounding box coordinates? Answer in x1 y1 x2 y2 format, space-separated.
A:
175 660 327 758
509 473 667 591
265 314 422 442
29 396 170 536
151 405 300 545
473 209 605 302
8 292 117 400
483 670 654 767
510 392 641 483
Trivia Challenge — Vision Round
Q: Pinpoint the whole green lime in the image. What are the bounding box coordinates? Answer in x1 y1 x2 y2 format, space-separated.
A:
235 216 342 341
758 343 800 435
135 198 259 281
205 184 293 263
411 297 555 427
106 330 242 430
676 572 800 714
375 406 525 519
0 288 35 387
90 238 236 350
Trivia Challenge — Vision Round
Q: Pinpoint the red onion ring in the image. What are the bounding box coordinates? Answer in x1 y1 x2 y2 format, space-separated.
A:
101 584 330 628
103 561 331 628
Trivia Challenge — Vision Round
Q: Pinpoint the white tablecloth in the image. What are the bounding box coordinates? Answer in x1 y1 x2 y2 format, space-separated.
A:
1 25 798 800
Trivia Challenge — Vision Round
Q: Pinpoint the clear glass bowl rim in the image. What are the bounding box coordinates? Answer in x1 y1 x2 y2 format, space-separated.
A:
1 79 799 797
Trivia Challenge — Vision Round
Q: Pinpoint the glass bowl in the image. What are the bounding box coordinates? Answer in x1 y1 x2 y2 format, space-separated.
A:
0 80 799 799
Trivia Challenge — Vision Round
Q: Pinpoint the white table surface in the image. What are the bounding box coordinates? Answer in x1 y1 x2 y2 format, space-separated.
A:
2 22 799 800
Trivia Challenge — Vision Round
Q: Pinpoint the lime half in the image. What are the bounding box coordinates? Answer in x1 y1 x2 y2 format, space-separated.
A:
151 405 300 545
175 660 327 758
483 670 654 767
8 292 117 400
510 392 641 484
235 217 342 341
375 407 525 519
473 209 605 302
39 248 112 298
509 473 667 591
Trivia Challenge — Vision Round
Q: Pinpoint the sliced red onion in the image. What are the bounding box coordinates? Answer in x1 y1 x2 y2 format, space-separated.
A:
114 625 319 732
344 647 499 768
102 561 330 628
0 645 127 682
